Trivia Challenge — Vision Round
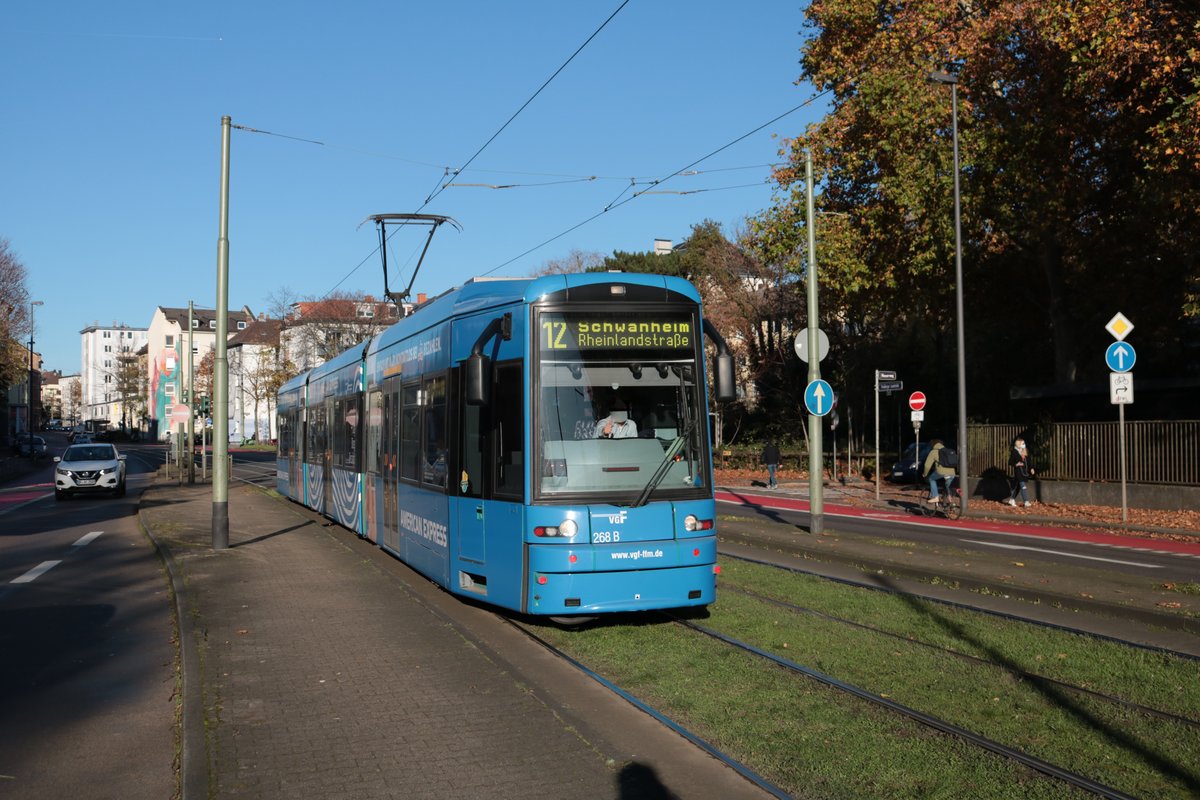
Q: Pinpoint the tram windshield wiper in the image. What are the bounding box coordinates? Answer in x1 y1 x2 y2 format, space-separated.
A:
630 418 696 508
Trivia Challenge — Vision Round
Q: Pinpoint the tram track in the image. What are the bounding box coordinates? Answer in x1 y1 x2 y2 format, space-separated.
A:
666 614 1140 800
501 613 794 799
508 607 1150 800
718 583 1200 731
718 549 1200 663
504 548 1199 797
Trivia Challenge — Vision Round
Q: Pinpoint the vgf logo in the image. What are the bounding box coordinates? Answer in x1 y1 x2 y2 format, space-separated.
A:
595 509 628 525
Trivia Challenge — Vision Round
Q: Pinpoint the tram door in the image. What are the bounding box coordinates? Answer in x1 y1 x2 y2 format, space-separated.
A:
323 395 334 515
381 376 400 551
457 400 486 564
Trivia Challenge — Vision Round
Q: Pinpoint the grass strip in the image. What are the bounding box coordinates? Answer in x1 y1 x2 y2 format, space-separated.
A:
719 557 1200 720
528 618 1093 799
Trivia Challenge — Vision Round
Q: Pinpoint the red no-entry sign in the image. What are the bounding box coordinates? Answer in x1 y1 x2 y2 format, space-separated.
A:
908 391 927 411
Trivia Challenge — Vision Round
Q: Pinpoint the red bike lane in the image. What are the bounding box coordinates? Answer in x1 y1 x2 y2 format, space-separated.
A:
715 488 1200 558
0 481 54 515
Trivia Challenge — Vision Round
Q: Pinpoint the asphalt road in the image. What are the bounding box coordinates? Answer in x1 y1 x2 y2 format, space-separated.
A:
0 443 174 800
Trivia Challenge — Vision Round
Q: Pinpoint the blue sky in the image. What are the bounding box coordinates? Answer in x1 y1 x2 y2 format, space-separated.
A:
3 2 821 374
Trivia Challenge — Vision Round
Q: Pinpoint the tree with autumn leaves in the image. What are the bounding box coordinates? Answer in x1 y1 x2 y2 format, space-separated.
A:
751 0 1199 426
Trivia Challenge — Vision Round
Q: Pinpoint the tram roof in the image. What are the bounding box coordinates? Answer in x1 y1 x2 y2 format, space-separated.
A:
308 337 370 380
368 272 701 356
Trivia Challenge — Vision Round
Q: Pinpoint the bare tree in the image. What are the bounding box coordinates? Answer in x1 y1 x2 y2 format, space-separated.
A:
0 238 32 389
282 291 398 371
533 248 605 276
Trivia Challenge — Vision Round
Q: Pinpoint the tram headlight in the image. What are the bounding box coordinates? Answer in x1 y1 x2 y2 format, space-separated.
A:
683 514 713 532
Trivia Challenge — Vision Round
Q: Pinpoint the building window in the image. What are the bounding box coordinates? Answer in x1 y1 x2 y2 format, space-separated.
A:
166 335 174 346
238 321 247 330
165 383 175 397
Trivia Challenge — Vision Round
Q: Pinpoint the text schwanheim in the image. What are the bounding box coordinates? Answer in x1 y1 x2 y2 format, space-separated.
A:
575 320 691 349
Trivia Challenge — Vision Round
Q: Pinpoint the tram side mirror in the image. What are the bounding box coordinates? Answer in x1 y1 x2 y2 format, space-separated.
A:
466 353 490 406
713 353 735 402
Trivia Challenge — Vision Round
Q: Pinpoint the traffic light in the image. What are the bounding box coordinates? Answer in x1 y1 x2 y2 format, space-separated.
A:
200 396 210 416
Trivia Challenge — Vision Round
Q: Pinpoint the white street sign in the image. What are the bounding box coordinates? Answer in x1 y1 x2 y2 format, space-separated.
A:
910 410 925 421
1105 312 1134 341
794 329 830 363
1110 372 1134 405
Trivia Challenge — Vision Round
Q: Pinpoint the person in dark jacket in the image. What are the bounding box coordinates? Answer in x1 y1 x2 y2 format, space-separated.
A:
761 441 781 489
1006 438 1035 507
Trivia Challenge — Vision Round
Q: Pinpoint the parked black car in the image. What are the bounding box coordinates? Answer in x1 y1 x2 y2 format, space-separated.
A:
888 442 934 483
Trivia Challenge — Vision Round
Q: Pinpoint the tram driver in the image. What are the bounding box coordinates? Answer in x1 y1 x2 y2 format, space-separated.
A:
594 399 638 439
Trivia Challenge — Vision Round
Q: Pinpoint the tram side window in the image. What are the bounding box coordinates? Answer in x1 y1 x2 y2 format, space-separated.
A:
493 363 523 499
460 401 484 499
422 376 448 490
277 411 290 456
400 382 421 481
331 395 359 471
306 403 326 464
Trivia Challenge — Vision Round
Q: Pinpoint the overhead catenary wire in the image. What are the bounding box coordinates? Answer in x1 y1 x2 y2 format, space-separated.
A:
478 2 988 276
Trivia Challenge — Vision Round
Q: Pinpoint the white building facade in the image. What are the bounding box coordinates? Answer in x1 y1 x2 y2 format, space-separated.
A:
79 323 149 430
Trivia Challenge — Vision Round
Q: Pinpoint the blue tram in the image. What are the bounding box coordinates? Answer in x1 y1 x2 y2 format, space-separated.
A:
276 271 735 616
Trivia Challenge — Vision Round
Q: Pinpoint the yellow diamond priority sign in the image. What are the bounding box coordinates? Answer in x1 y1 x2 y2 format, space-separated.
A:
1105 312 1134 341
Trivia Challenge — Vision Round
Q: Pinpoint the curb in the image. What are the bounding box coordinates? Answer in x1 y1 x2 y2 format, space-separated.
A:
137 484 207 800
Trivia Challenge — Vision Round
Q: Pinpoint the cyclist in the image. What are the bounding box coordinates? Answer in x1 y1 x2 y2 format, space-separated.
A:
922 439 956 506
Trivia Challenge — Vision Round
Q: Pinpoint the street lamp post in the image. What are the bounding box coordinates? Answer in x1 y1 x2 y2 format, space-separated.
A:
929 69 968 514
28 300 44 458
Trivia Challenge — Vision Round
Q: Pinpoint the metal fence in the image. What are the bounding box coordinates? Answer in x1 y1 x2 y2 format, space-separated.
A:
969 420 1200 486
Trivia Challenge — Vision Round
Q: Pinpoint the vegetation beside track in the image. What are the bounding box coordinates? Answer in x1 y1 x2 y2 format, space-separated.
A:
524 557 1200 799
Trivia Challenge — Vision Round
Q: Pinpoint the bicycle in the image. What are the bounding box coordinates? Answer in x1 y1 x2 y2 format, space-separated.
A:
919 477 962 520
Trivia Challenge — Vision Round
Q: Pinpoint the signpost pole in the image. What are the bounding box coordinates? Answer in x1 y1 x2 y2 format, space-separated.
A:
1118 404 1128 523
1105 313 1135 524
874 372 881 501
187 301 195 485
804 151 824 534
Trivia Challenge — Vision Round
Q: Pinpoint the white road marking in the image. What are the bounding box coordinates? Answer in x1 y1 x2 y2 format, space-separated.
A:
963 540 1163 569
11 560 62 584
72 531 104 547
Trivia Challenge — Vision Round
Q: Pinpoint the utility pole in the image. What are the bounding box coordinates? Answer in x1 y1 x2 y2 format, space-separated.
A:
213 115 231 550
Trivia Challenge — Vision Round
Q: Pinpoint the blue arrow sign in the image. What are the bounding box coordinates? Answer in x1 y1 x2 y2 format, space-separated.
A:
804 379 834 416
1105 341 1136 373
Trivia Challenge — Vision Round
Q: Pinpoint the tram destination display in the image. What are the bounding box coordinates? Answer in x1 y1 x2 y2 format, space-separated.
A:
540 312 695 353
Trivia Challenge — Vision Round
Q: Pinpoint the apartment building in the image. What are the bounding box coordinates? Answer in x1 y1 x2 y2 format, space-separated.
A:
79 322 148 431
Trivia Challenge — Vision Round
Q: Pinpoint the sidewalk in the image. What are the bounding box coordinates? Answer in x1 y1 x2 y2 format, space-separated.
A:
139 475 770 800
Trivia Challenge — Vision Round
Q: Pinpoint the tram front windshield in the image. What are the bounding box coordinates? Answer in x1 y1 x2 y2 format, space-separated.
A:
535 309 710 503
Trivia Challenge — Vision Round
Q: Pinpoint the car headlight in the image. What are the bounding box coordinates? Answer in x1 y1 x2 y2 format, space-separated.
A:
56 467 70 476
100 466 117 475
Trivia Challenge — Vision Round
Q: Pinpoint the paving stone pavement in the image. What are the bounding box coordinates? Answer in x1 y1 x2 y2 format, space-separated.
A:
141 479 769 800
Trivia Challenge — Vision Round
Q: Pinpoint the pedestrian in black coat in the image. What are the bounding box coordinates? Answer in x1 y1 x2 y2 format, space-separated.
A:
761 441 781 489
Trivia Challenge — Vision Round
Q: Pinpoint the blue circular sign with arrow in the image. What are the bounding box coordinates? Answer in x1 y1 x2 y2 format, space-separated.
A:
804 379 834 416
1105 341 1136 373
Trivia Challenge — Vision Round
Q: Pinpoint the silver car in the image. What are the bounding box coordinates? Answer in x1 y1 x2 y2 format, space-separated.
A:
54 443 127 500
